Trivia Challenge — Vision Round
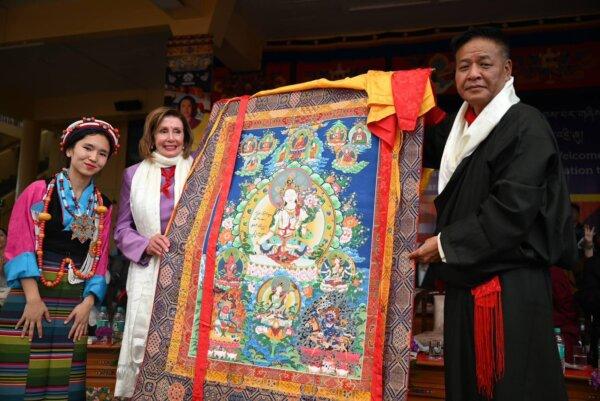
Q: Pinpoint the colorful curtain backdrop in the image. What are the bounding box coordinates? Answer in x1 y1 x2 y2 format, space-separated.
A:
134 70 435 401
392 40 600 94
164 35 213 150
212 62 291 104
296 58 386 83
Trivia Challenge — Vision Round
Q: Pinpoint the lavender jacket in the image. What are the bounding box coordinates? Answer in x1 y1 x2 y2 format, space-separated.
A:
114 163 176 266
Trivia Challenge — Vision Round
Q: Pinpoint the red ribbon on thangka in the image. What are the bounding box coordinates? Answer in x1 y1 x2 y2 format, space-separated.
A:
471 276 505 399
192 96 250 401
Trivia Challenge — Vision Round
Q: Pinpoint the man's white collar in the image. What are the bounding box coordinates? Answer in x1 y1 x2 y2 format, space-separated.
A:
438 77 520 194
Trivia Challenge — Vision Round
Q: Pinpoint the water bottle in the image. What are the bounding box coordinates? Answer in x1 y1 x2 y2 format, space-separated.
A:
112 307 126 343
97 306 109 328
97 306 110 343
555 327 565 373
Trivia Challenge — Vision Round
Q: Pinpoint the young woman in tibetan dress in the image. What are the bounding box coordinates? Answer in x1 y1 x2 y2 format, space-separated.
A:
0 118 119 401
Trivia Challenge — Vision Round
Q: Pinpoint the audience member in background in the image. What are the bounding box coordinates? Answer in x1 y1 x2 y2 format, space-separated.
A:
178 95 201 130
0 228 9 306
114 107 193 398
569 203 589 286
576 225 600 365
550 264 579 363
582 225 596 259
572 203 585 244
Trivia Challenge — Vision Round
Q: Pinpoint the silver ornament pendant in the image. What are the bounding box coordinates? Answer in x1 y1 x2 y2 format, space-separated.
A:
71 214 95 243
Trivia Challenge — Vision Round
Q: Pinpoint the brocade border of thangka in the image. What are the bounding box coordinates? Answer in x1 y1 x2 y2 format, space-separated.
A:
383 121 422 401
133 89 421 401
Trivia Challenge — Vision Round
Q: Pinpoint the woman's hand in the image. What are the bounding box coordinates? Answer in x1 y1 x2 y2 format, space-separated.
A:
145 234 170 257
16 297 51 340
65 295 94 342
17 278 51 340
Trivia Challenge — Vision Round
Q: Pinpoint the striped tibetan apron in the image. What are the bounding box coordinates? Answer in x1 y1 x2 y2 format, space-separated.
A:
0 250 87 401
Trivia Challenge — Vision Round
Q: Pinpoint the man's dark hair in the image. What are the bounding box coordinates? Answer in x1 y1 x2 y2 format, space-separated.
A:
450 26 510 59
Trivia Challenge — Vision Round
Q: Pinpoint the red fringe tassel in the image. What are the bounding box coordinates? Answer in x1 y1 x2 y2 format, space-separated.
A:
471 276 505 399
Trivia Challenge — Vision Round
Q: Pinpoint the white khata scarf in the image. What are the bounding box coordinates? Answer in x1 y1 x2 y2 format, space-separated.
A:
114 151 192 397
438 77 520 194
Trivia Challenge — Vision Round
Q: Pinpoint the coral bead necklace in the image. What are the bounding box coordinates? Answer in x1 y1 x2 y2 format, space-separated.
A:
36 173 107 288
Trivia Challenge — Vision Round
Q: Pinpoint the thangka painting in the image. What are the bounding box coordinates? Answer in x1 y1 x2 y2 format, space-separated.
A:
134 71 433 401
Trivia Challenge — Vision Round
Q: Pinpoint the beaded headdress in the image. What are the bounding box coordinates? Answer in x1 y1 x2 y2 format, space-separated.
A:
61 117 120 154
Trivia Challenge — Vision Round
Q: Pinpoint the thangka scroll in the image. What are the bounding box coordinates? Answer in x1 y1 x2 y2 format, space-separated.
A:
133 69 436 401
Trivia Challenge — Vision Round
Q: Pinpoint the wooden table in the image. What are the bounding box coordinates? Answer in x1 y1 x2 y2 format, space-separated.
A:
408 353 600 400
86 342 121 400
84 340 600 400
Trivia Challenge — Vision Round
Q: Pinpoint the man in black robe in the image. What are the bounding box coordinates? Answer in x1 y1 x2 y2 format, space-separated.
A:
409 27 577 401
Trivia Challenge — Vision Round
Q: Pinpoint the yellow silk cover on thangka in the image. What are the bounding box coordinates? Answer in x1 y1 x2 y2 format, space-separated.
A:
133 70 435 401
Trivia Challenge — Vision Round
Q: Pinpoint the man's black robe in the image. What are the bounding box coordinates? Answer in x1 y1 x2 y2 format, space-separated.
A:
423 103 578 401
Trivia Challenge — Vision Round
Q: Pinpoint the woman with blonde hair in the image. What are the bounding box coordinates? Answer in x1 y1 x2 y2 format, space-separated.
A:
114 107 193 397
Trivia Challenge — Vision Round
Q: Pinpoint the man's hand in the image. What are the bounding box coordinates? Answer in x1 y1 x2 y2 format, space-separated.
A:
65 295 94 342
408 236 441 264
145 234 170 257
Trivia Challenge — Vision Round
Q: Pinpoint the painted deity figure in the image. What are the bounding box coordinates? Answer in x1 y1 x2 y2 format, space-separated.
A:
293 134 307 151
308 306 353 352
256 185 308 264
341 148 356 163
223 255 238 281
266 284 288 319
321 308 343 346
214 296 238 337
215 253 243 289
326 121 347 151
245 156 259 172
330 129 344 142
255 279 298 342
351 125 368 144
321 257 351 292
242 139 256 154
260 137 273 152
328 258 346 283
